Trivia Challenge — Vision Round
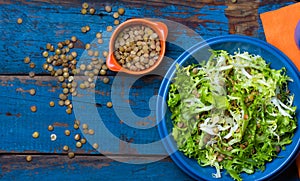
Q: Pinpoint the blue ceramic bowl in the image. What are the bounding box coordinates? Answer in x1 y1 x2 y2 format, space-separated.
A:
157 35 300 181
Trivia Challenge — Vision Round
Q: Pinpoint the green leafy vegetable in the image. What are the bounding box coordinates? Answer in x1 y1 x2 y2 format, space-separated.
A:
168 50 297 181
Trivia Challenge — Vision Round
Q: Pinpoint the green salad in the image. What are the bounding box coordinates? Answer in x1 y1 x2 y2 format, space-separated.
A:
167 50 297 181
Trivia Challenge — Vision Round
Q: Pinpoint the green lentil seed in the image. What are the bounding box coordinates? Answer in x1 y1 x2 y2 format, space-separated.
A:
85 43 91 50
42 51 49 58
118 8 125 15
29 71 35 78
32 131 39 138
82 2 88 9
114 19 120 25
88 129 95 135
64 129 71 136
97 39 103 44
100 69 106 75
102 51 108 57
106 101 113 108
68 152 75 159
113 12 119 19
89 8 96 14
49 101 55 107
50 134 57 141
74 134 80 141
29 88 36 96
26 155 32 162
24 57 30 64
82 123 88 129
80 138 87 144
76 141 82 148
92 143 99 149
105 5 112 12
81 8 87 14
81 26 87 33
103 77 110 84
31 105 37 112
71 36 77 42
106 26 113 32
74 123 79 130
96 32 102 39
63 145 69 151
29 62 35 69
48 125 54 131
58 100 64 106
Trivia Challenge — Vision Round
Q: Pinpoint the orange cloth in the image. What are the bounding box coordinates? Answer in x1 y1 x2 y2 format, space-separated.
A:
260 2 300 71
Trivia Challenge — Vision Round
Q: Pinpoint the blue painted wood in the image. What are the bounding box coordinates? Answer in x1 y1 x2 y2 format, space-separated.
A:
0 0 298 181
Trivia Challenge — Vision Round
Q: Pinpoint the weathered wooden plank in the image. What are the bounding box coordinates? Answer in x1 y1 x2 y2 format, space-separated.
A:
0 0 294 75
0 75 168 154
0 154 298 180
0 155 194 180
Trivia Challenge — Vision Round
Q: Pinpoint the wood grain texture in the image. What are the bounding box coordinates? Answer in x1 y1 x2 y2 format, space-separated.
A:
0 155 194 180
0 75 165 154
0 0 299 180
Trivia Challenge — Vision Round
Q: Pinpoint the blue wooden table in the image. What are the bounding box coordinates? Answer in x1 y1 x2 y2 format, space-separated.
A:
0 0 299 180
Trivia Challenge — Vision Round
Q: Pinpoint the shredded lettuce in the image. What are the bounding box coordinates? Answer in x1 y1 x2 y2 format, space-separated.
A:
168 50 297 181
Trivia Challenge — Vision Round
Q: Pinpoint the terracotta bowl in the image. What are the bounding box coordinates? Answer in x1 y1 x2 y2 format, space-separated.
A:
106 18 168 75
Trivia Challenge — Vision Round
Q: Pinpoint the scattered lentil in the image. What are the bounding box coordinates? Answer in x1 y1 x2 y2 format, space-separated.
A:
32 131 39 138
114 19 120 25
49 101 55 107
80 138 87 144
63 145 69 151
85 43 91 50
30 105 37 112
106 101 113 108
42 51 49 58
17 18 23 24
85 25 90 32
105 5 112 12
88 129 95 135
81 26 87 33
29 71 35 78
48 125 54 131
113 12 119 19
29 62 35 69
66 108 72 114
118 8 125 15
24 57 30 64
82 2 89 9
103 77 110 84
74 123 79 130
76 141 82 148
106 25 113 32
29 88 36 96
89 7 96 14
92 143 99 149
81 8 87 14
74 134 81 141
97 39 103 44
96 32 102 39
71 36 77 42
64 129 71 136
50 134 57 141
68 152 75 159
82 123 88 129
26 155 32 162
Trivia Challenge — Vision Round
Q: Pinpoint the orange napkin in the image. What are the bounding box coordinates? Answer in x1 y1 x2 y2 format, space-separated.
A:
260 2 300 71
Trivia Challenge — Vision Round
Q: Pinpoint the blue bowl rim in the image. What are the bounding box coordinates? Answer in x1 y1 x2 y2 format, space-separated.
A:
157 35 300 181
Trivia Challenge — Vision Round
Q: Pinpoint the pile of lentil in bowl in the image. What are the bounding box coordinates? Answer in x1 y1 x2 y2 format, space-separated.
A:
113 25 161 71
